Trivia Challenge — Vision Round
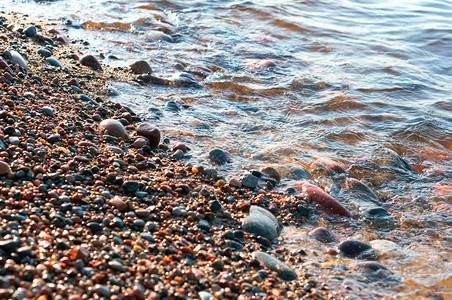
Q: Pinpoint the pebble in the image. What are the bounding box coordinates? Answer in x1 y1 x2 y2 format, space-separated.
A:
108 260 127 271
199 291 214 300
42 106 55 116
372 147 417 175
240 174 259 189
242 205 282 242
9 136 19 145
355 262 392 279
130 60 153 74
166 100 179 112
136 209 151 218
24 25 37 37
337 240 373 258
172 149 185 160
147 30 173 42
198 220 211 231
123 180 139 192
93 285 111 297
289 166 312 180
45 57 63 68
38 47 52 57
209 148 229 165
136 123 160 147
346 178 381 205
308 227 337 243
140 233 154 243
172 72 200 87
99 119 128 139
9 50 28 69
209 200 222 212
252 251 297 281
296 181 352 217
109 196 128 211
80 54 102 70
260 166 281 182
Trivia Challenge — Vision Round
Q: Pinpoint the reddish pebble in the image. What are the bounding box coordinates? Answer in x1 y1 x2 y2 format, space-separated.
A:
236 202 251 212
71 246 90 261
172 142 188 153
80 54 102 70
136 123 160 147
296 181 352 217
109 196 128 211
99 119 128 139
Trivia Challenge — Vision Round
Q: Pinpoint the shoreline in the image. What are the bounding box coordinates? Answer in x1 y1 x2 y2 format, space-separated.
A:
0 12 331 300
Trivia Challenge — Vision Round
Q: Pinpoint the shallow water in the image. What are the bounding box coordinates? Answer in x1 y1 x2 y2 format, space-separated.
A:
2 0 452 298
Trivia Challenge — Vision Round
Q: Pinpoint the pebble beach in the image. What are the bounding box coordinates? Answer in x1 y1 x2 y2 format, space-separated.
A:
1 7 451 300
0 12 335 300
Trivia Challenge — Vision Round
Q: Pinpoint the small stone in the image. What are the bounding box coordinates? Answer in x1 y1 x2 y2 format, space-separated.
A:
88 222 103 231
48 134 61 143
204 168 218 178
209 200 221 212
136 209 150 218
147 30 173 42
252 252 297 281
212 259 224 271
140 233 154 243
93 285 111 297
133 137 149 148
9 136 19 145
242 206 282 242
199 291 214 300
46 57 63 68
209 149 229 165
108 260 127 271
109 196 127 211
172 72 200 87
130 60 153 74
99 119 128 139
71 246 90 261
260 166 281 182
229 178 242 188
38 47 52 57
240 174 259 189
136 123 160 147
338 240 373 258
308 227 337 243
172 149 184 160
80 54 102 69
198 220 211 231
24 25 37 37
10 50 28 69
123 180 139 192
42 106 55 116
172 207 182 216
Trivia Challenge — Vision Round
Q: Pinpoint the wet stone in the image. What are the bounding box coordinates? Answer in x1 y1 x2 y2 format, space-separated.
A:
198 220 211 231
338 240 373 258
172 72 200 87
242 206 282 242
136 123 160 147
136 209 150 218
80 54 102 69
123 180 139 192
166 100 179 112
99 119 127 139
140 233 154 243
48 134 61 143
9 136 19 145
252 251 297 281
38 47 52 57
308 227 337 243
93 285 111 297
209 148 229 165
130 60 153 74
240 174 259 189
260 166 281 182
108 260 127 271
10 50 28 69
42 106 55 116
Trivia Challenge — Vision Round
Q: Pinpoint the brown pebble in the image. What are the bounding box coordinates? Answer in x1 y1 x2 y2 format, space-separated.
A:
80 54 102 70
109 196 128 211
136 123 160 147
0 161 11 175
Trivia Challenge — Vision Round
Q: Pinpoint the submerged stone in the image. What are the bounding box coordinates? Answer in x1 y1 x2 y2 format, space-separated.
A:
252 251 297 281
338 240 373 258
308 227 337 243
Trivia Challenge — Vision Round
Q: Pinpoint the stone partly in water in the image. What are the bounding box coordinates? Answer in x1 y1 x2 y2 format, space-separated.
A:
136 123 160 147
240 174 259 189
146 30 173 42
172 72 200 88
209 149 230 165
80 54 102 70
242 205 282 242
355 262 393 279
338 240 373 258
372 147 417 175
99 119 128 139
38 47 53 57
345 178 381 205
252 251 297 281
9 50 28 69
260 166 281 183
130 60 153 74
308 227 337 243
24 25 37 37
297 181 352 218
0 161 11 175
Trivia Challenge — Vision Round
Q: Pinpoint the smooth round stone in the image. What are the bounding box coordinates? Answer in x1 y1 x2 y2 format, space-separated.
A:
9 136 19 145
260 166 281 182
133 137 149 148
289 166 312 180
93 285 111 297
172 149 184 160
166 100 179 112
140 233 154 243
48 134 61 143
252 252 297 281
372 147 417 174
10 50 28 69
136 123 160 147
42 106 55 116
88 222 103 231
38 47 52 57
109 197 127 211
79 94 98 105
199 291 214 300
308 227 337 243
108 260 127 271
240 174 259 189
242 206 282 242
80 54 102 69
197 220 211 231
224 230 235 240
135 209 150 218
123 180 139 192
99 119 127 139
130 60 152 74
355 262 392 279
172 207 182 216
209 200 221 212
46 57 63 68
147 30 173 42
209 149 229 165
172 72 200 87
203 168 218 178
24 25 37 37
338 240 372 258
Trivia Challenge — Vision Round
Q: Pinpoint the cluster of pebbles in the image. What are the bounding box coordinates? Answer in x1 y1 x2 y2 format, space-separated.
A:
3 10 447 300
0 13 343 300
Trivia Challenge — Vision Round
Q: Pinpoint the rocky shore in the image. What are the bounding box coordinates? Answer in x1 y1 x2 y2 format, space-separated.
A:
0 12 341 300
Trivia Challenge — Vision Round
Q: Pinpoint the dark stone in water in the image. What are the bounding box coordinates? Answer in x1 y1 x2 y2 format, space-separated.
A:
356 261 393 279
209 149 229 165
346 178 381 205
308 227 337 243
240 174 259 189
338 240 373 258
80 54 102 70
172 72 200 88
130 60 152 74
252 251 297 281
372 147 417 175
242 205 282 242
289 166 312 180
367 207 389 216
166 100 179 112
38 47 53 57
